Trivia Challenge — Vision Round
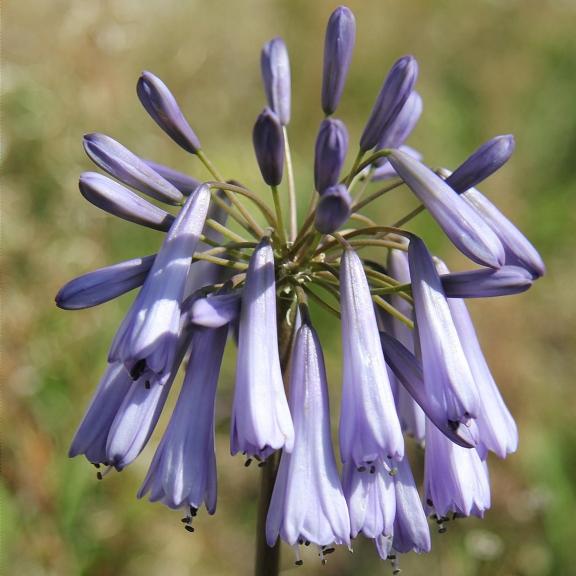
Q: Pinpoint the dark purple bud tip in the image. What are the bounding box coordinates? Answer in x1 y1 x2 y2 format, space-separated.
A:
79 172 175 231
446 135 516 194
253 107 285 187
321 6 356 116
137 71 202 154
360 55 418 152
261 38 291 126
314 184 352 233
314 118 349 193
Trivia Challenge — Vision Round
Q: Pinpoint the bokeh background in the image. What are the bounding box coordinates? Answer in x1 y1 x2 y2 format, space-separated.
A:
3 0 576 574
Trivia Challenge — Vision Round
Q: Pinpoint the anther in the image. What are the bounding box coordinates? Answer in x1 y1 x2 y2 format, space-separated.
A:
244 458 253 467
130 359 147 380
258 461 267 468
93 463 101 469
185 525 195 533
144 380 151 389
293 544 303 566
190 506 198 517
357 466 366 472
369 465 376 474
181 516 191 524
96 464 114 480
323 547 335 555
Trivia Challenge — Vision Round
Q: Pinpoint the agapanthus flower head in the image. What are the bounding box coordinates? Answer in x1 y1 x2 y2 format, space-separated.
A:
261 37 291 126
137 71 202 154
60 5 544 570
321 5 356 116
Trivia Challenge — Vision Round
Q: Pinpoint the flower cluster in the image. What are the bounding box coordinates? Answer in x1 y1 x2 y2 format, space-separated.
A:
57 5 544 570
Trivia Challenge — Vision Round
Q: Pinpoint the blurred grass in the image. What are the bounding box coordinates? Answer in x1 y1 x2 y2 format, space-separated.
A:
3 0 576 574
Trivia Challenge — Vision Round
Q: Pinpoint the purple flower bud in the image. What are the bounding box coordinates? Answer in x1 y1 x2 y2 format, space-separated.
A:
375 91 423 156
56 254 155 310
231 238 294 459
83 133 183 205
68 362 133 464
188 292 241 328
387 247 425 443
339 249 404 467
442 265 533 298
261 38 291 125
437 259 518 459
314 184 352 234
343 458 396 539
143 159 201 195
461 186 546 278
252 108 285 187
266 323 350 548
371 145 422 181
314 118 349 192
138 326 227 512
408 236 479 424
446 135 516 194
389 150 505 268
109 185 211 377
321 6 356 115
379 331 478 448
137 71 202 154
79 172 175 231
424 420 491 518
360 56 418 152
391 455 431 554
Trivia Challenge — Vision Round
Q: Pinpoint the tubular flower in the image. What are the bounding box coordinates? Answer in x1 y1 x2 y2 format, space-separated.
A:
138 326 228 513
386 246 425 443
339 249 404 467
109 184 211 376
266 323 350 550
231 238 294 459
58 5 544 569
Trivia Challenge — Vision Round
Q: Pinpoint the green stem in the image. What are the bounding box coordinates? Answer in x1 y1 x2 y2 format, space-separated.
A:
373 294 414 329
205 218 250 244
282 126 298 241
392 204 425 228
345 149 365 187
352 178 404 212
192 252 248 270
254 296 297 576
271 185 287 244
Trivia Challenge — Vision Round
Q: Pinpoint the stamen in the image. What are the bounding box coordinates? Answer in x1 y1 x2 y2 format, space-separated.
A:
390 554 401 575
185 525 195 533
318 546 327 565
244 458 253 467
293 544 303 566
96 464 114 480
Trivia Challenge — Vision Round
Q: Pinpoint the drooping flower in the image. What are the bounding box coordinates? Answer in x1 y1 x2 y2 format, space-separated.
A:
407 235 479 424
339 248 404 467
436 259 518 458
137 71 202 154
56 255 155 310
83 132 183 204
261 37 291 126
138 325 228 513
109 184 211 376
389 151 506 268
252 108 285 187
386 246 425 443
266 323 350 549
379 330 478 448
231 238 294 459
79 172 175 231
314 118 349 193
321 5 356 116
314 184 352 234
424 420 491 519
360 56 418 152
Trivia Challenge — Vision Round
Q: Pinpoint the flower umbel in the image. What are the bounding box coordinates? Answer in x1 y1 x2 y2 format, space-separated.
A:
58 5 544 573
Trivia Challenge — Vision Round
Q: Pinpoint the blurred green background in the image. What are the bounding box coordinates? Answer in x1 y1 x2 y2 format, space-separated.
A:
3 0 576 574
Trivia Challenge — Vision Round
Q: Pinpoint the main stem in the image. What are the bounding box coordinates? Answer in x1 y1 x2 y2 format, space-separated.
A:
254 295 296 576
